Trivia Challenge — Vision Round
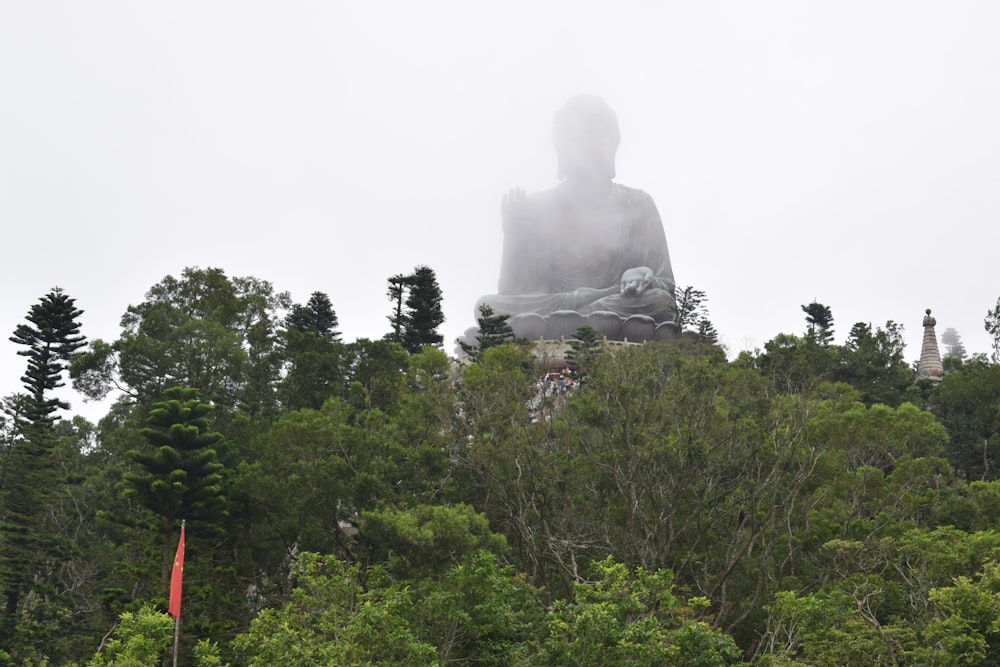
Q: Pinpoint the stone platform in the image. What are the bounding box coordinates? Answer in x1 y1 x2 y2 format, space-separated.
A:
506 310 678 342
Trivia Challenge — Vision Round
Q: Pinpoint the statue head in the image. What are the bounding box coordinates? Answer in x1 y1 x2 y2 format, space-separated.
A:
553 95 621 181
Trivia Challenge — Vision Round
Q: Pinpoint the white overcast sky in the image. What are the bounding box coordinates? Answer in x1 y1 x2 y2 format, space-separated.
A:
2 2 999 421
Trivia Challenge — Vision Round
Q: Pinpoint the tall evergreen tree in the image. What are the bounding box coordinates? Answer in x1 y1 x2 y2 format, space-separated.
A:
402 266 444 353
674 285 719 344
1 289 85 654
986 297 1000 362
941 327 967 360
674 286 708 331
802 300 834 345
9 288 86 424
124 387 227 588
386 273 410 344
285 291 340 341
460 304 518 361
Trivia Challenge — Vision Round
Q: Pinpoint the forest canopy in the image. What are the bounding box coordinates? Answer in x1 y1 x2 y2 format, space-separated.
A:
2 268 1000 666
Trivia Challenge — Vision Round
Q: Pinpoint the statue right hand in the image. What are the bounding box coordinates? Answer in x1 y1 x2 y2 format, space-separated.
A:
501 187 527 231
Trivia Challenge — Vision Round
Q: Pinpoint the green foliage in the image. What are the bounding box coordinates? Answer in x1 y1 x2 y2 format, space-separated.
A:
565 324 604 373
345 338 408 412
360 504 507 577
230 548 741 667
385 266 445 353
125 387 227 536
833 320 912 406
460 303 518 361
1 290 86 657
759 528 1000 665
675 285 719 344
9 288 86 424
755 333 835 394
802 301 834 345
403 265 445 353
278 329 348 411
87 605 173 667
231 553 439 667
123 385 228 638
986 297 1000 363
522 557 743 666
931 359 1000 481
74 267 290 419
17 268 1000 665
284 291 340 340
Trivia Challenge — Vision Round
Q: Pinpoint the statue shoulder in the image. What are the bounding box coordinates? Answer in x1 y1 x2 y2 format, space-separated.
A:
612 183 656 206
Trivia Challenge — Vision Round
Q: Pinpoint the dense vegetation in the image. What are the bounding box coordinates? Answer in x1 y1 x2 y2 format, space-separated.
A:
3 267 1000 665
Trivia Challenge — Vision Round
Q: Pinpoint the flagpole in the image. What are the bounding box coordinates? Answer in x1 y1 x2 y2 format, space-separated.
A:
171 520 185 667
172 612 181 667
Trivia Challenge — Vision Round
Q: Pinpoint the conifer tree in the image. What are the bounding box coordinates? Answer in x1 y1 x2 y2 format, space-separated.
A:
386 274 410 344
460 304 518 361
802 301 834 345
9 288 86 424
940 327 967 360
566 325 605 373
0 289 85 653
402 265 445 353
124 387 227 588
285 291 340 341
385 266 445 354
987 298 1000 362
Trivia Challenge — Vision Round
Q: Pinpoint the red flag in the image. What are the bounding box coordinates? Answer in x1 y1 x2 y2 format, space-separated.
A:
168 523 185 619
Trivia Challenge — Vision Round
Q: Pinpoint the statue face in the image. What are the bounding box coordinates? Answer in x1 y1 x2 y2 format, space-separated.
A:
553 96 621 181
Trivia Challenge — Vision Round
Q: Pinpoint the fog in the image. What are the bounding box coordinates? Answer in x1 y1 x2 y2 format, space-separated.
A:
2 2 999 422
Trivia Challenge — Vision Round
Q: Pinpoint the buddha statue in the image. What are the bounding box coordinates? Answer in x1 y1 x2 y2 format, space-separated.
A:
475 95 678 342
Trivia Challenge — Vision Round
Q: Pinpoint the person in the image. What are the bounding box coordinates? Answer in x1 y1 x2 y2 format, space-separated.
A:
477 95 677 338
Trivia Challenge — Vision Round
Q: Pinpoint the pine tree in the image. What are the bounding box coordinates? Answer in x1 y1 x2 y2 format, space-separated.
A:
566 325 605 377
9 288 86 424
674 286 719 345
401 266 445 354
987 298 1000 363
802 301 834 345
674 286 708 332
696 317 720 345
285 292 340 341
124 387 227 588
386 274 410 343
940 327 967 360
460 304 518 361
1 289 85 653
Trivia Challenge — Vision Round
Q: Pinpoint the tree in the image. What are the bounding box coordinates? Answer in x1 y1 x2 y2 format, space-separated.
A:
9 288 86 425
86 606 173 667
386 273 410 343
402 265 445 353
802 301 834 345
459 304 518 361
565 324 605 373
931 359 1000 481
522 557 742 666
124 387 227 592
674 286 719 344
675 286 708 331
385 267 446 354
278 329 348 411
697 317 720 345
986 297 1000 362
754 333 833 394
1 289 85 655
833 321 911 406
72 267 290 419
284 291 340 341
941 327 967 360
